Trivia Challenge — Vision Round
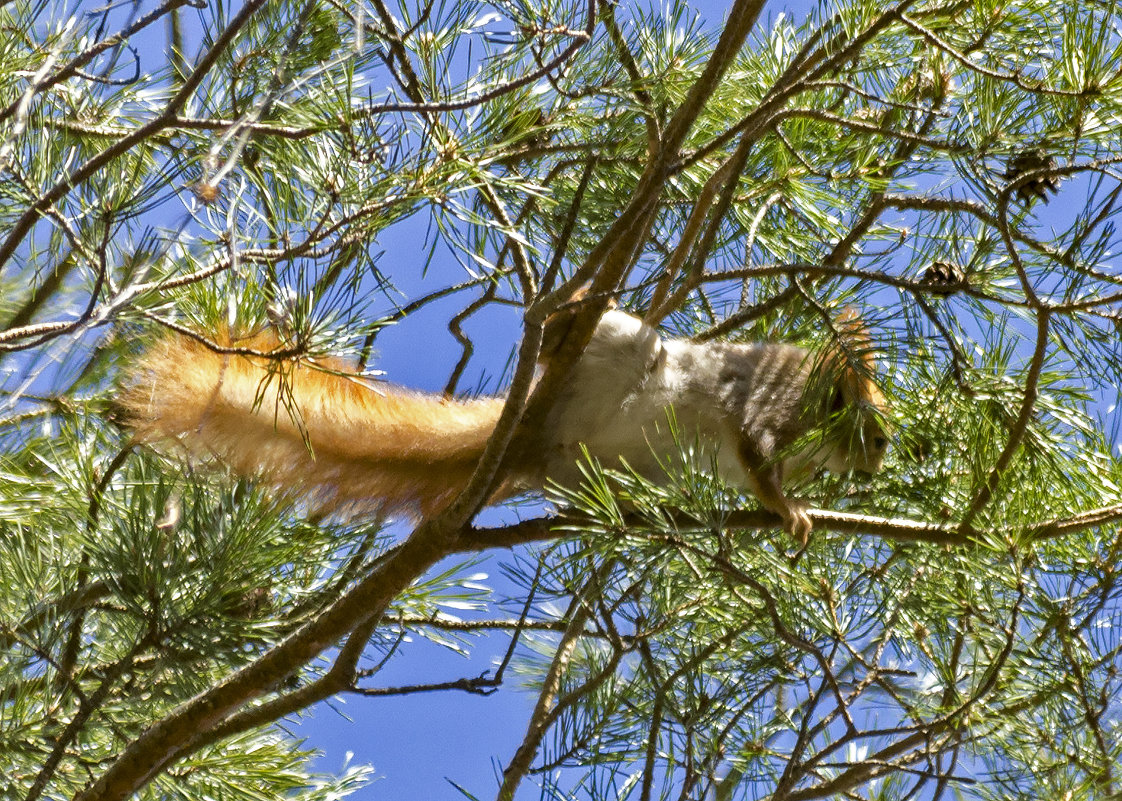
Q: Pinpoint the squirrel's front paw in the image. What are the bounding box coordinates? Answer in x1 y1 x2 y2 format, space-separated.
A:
782 501 813 546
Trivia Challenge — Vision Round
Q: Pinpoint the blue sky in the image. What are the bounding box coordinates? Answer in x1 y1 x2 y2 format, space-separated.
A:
11 0 1116 796
6 0 1120 797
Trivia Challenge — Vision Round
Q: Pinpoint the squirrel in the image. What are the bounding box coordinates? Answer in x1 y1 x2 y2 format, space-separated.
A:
119 306 889 541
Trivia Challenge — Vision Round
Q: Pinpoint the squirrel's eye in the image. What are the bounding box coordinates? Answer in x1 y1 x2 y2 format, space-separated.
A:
873 436 887 450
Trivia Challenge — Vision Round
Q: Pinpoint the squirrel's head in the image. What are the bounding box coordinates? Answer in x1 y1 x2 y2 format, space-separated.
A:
816 310 891 476
823 370 890 476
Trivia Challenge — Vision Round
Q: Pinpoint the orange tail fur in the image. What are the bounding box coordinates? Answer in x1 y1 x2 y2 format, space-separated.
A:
119 334 506 517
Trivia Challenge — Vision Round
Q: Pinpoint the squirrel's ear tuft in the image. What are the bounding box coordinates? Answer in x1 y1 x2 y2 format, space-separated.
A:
820 309 884 410
833 307 878 373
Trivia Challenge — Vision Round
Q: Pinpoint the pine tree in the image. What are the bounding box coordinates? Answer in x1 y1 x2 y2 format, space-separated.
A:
1 0 1121 799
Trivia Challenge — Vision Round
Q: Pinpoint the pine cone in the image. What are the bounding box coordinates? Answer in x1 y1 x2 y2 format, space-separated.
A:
920 260 968 296
1003 150 1061 205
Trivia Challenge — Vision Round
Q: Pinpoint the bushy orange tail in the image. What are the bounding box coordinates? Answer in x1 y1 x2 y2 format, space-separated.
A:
119 334 506 517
